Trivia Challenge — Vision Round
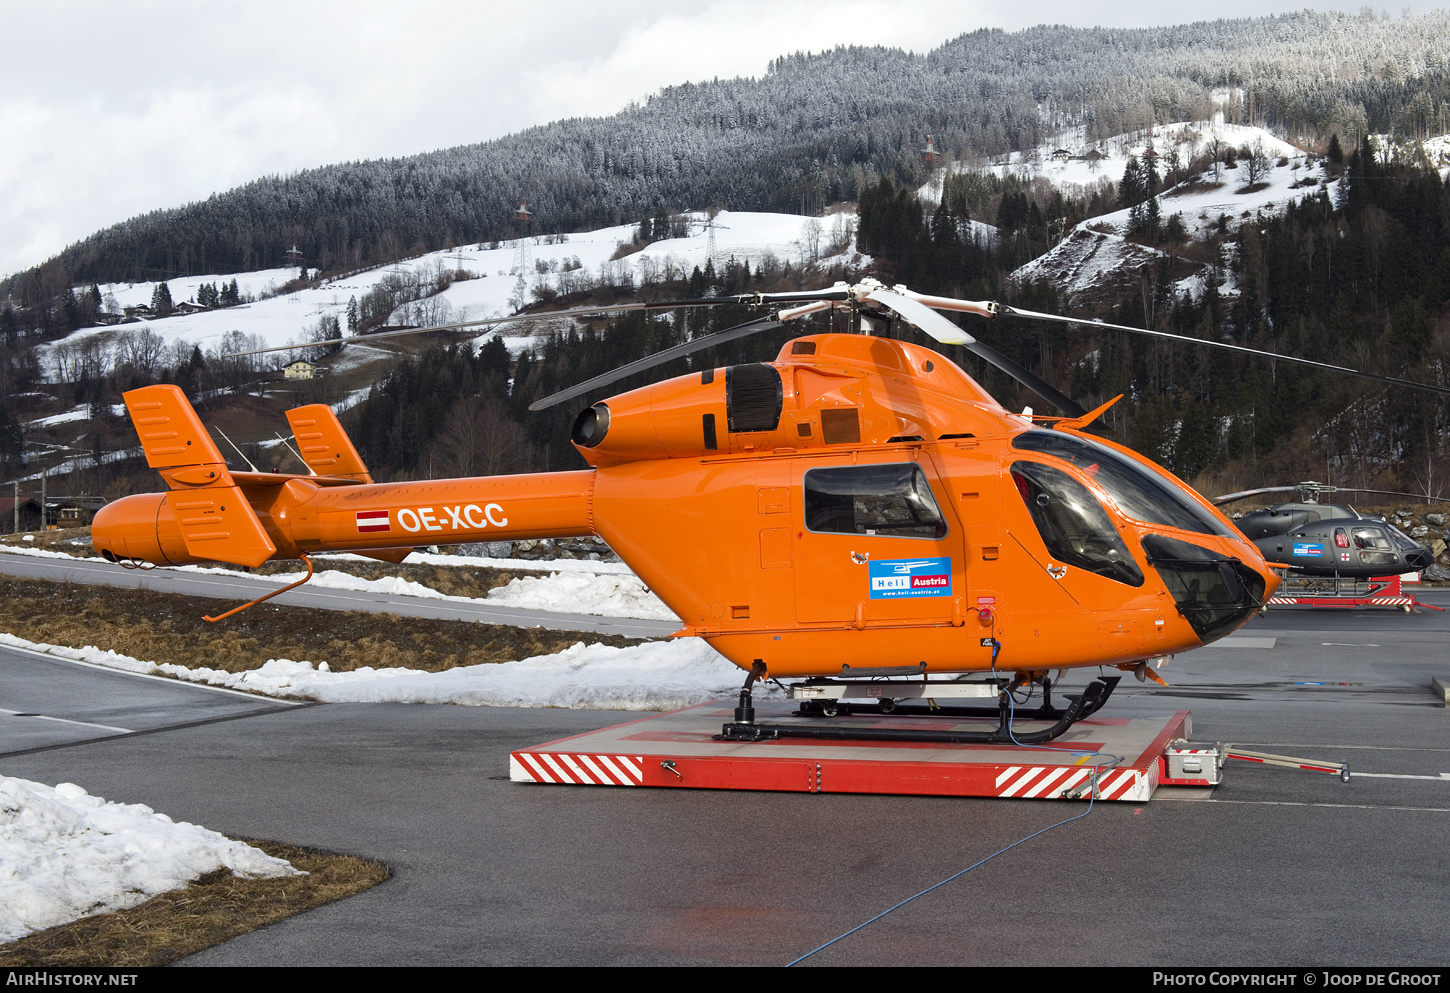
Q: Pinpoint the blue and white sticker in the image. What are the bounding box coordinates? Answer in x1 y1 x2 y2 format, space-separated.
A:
868 557 952 599
1292 542 1325 558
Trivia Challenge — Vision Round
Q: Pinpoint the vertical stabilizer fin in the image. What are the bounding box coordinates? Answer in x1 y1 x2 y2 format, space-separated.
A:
284 405 372 482
122 385 277 568
124 384 227 470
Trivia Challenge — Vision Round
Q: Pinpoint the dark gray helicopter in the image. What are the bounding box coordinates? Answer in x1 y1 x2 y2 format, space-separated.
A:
1213 482 1437 577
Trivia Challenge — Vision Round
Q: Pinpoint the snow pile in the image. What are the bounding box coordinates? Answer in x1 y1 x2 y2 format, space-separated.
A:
0 543 105 562
0 632 768 711
0 543 674 620
172 561 676 620
484 571 674 620
0 777 301 944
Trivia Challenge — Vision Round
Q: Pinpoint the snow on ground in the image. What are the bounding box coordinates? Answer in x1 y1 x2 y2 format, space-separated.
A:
483 571 675 620
45 209 859 375
0 632 772 712
313 548 632 574
967 121 1305 193
12 447 143 484
0 775 301 944
0 542 671 620
165 561 677 621
1011 228 1172 303
1000 122 1336 303
24 404 125 429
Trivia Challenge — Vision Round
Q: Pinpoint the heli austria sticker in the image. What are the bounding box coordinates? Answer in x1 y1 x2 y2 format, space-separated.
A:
868 557 952 599
356 509 390 534
1293 542 1324 558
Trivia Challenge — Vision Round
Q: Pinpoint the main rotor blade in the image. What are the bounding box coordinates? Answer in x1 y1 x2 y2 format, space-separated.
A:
1001 305 1450 399
221 296 735 358
865 288 1087 418
527 317 782 412
1212 486 1299 505
1213 484 1446 506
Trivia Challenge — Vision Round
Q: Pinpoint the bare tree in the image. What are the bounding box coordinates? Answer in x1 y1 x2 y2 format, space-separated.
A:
115 327 166 381
801 217 823 262
1206 131 1227 182
1242 139 1271 187
432 397 537 477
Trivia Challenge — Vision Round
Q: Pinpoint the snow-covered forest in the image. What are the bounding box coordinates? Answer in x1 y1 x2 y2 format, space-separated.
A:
6 9 1450 299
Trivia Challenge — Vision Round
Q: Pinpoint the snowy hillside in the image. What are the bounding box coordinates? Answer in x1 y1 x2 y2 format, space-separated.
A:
988 122 1338 303
53 209 858 370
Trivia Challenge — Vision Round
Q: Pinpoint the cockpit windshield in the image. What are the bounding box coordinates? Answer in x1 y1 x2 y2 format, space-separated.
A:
1012 430 1234 537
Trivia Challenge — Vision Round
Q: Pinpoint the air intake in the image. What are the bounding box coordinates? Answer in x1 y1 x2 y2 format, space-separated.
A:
726 364 783 433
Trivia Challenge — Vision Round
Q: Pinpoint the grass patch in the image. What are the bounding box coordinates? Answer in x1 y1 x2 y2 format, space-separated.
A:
0 576 646 675
0 840 389 967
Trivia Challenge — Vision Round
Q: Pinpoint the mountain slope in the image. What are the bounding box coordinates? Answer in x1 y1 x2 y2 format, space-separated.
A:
9 10 1450 296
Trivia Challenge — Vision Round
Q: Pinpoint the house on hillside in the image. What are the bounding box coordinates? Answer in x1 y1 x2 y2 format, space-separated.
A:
173 300 207 314
1051 148 1072 162
0 496 44 534
122 304 152 319
284 360 317 380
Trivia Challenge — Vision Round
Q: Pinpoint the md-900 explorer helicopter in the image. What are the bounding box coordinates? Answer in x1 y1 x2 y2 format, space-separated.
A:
91 279 1450 745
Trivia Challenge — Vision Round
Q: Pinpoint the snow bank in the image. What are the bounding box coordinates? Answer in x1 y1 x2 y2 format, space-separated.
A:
0 543 673 619
484 571 675 620
173 561 676 620
0 633 770 712
0 777 301 944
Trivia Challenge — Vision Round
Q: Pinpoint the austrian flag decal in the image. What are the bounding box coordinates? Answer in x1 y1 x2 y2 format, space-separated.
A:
355 509 391 534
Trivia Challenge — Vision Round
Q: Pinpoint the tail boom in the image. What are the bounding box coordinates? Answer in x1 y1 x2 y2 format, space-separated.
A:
93 471 597 567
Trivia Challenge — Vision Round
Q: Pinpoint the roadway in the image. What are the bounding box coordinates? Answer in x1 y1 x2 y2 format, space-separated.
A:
4 592 1450 965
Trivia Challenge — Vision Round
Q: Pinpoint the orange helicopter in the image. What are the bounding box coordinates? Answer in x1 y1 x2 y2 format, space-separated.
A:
90 279 1450 745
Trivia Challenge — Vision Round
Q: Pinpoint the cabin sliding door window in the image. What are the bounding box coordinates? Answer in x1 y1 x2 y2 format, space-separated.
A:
804 464 947 539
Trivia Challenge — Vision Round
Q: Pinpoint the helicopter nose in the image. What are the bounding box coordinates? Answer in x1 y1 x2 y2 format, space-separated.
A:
1142 534 1271 646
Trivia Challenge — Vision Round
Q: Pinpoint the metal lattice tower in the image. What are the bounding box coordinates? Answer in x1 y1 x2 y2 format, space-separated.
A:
513 201 533 277
702 213 729 269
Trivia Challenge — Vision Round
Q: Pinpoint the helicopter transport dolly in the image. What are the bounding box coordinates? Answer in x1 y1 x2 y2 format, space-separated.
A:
1264 573 1445 613
511 695 1206 802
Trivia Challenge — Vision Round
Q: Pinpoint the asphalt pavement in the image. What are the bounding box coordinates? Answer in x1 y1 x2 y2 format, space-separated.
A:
4 591 1450 966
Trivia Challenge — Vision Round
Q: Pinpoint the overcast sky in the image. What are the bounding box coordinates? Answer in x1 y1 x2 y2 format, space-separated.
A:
2 0 1445 278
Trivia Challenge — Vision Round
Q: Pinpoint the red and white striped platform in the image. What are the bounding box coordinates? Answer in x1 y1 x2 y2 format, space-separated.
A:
510 702 1192 802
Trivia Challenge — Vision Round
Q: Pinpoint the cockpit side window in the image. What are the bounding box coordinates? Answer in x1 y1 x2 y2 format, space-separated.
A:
1351 527 1391 550
804 463 947 539
1011 461 1144 587
1012 430 1233 537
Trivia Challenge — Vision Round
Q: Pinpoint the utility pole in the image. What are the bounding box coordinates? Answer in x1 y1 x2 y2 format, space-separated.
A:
40 466 46 530
12 480 17 533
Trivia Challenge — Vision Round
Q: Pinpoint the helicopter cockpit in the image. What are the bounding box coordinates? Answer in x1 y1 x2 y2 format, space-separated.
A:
1010 430 1266 643
1011 430 1234 537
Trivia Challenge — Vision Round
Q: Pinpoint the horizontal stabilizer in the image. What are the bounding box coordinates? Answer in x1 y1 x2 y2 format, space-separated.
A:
285 405 372 482
164 488 276 568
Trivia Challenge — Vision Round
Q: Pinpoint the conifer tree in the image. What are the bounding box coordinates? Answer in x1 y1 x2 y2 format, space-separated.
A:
151 282 173 317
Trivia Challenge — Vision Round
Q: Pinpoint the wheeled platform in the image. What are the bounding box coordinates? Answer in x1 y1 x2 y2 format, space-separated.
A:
1266 573 1444 612
511 701 1192 802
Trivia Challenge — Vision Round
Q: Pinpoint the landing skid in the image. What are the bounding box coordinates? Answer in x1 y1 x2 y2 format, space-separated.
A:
715 665 1120 745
